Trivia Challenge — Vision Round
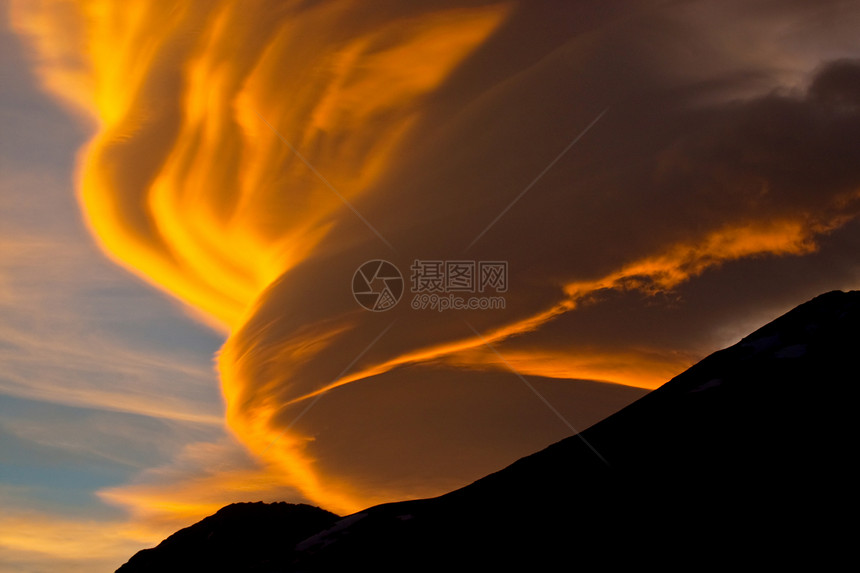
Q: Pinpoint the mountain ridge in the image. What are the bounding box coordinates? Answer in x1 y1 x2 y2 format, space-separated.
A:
117 290 859 571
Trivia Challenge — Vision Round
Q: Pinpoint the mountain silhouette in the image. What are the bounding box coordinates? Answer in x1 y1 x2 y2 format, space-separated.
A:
115 503 338 573
117 290 858 571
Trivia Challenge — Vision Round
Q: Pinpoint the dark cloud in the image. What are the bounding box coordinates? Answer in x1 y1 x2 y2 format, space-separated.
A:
222 5 860 509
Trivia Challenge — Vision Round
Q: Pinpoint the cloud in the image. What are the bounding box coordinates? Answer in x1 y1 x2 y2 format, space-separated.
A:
0 229 224 425
11 0 860 515
0 34 235 571
0 509 145 573
9 0 512 330
96 436 312 540
217 4 860 511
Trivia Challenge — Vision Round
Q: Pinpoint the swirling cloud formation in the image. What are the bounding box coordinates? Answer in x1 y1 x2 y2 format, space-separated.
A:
12 0 860 513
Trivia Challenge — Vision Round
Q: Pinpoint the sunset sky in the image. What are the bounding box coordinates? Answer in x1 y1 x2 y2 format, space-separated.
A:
2 1 860 571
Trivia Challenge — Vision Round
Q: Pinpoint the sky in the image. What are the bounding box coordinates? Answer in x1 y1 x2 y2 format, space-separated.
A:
2 0 860 571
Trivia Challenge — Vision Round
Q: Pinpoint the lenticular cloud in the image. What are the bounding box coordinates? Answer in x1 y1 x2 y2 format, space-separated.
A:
13 0 860 513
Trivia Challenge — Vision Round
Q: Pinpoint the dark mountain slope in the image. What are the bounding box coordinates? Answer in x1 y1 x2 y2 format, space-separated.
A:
118 290 859 572
288 290 858 570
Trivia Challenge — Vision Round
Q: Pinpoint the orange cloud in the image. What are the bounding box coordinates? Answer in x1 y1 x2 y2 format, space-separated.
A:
271 213 857 409
11 0 860 521
11 0 514 515
96 438 311 540
0 510 145 571
10 0 511 331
